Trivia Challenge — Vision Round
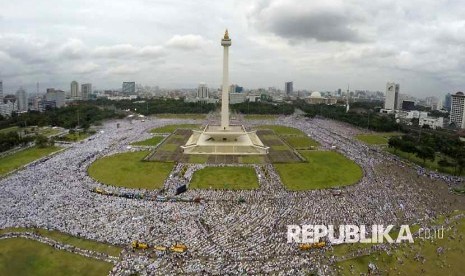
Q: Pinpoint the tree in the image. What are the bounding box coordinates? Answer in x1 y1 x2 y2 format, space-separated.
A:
415 146 435 165
35 135 49 148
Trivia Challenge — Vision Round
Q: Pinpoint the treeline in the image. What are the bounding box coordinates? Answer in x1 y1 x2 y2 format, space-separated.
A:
94 98 217 115
388 133 465 174
2 104 123 130
230 102 294 115
295 101 399 132
0 132 34 152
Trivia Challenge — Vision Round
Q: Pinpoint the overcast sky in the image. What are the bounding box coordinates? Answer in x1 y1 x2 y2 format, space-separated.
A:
1 0 465 97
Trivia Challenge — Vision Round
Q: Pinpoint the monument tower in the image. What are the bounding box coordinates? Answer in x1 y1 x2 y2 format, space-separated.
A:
182 30 268 155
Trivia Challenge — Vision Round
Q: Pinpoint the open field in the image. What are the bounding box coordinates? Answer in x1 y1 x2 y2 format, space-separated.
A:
155 114 206 119
255 125 305 135
244 114 278 120
0 126 19 134
131 135 164 146
57 132 90 142
274 151 363 190
0 238 113 276
150 124 201 134
385 147 461 175
335 211 465 275
356 132 401 145
189 166 259 190
0 146 61 176
88 151 173 189
0 228 121 257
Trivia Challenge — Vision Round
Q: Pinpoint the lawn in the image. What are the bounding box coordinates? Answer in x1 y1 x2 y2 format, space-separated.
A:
88 151 173 189
131 135 164 146
385 147 460 175
57 132 90 142
274 151 363 190
0 238 113 276
256 125 305 135
0 228 121 257
0 126 19 134
244 114 278 120
356 132 400 145
0 146 61 176
150 124 201 134
335 211 465 275
283 136 319 149
155 114 206 119
189 166 259 190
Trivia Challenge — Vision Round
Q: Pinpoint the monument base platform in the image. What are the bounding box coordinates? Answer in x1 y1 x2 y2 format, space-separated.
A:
182 125 269 155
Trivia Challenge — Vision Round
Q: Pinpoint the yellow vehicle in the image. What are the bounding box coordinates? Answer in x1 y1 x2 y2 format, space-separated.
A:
132 241 149 249
170 243 187 253
316 241 326 248
94 188 107 195
299 244 312 250
154 245 167 251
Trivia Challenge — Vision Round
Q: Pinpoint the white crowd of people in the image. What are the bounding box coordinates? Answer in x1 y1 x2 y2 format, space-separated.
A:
0 115 462 275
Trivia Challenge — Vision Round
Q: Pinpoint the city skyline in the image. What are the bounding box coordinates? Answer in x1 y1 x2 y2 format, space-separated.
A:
1 0 465 97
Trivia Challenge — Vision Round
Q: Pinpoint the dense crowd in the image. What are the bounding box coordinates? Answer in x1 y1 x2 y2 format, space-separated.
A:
0 115 463 275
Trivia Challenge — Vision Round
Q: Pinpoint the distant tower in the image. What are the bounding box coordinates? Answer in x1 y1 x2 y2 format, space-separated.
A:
285 81 293 96
71 81 79 99
221 29 232 130
384 82 399 110
16 87 27 111
450 92 465 128
346 85 350 113
197 83 209 99
81 83 92 100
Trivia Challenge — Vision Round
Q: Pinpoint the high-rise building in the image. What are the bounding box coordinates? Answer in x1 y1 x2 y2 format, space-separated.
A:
16 88 27 111
81 83 92 100
122 82 136 94
0 80 3 99
45 88 66 108
450 92 465 128
384 82 399 110
285 82 293 96
197 83 209 99
71 81 79 99
444 93 452 111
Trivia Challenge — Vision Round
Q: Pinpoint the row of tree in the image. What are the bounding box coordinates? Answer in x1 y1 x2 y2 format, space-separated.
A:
388 134 465 175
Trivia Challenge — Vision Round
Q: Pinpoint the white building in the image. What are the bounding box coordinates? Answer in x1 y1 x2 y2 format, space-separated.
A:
0 101 16 117
45 88 66 108
229 92 246 104
16 88 27 111
384 82 399 110
70 81 79 99
419 117 444 129
450 91 465 128
81 83 92 100
197 83 209 99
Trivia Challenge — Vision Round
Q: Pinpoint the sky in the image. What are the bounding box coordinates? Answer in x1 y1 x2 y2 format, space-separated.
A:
1 0 465 97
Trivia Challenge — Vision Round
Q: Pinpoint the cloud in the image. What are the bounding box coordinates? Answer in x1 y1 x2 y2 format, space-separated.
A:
93 44 138 58
73 62 99 74
248 0 366 43
106 65 139 75
166 34 208 50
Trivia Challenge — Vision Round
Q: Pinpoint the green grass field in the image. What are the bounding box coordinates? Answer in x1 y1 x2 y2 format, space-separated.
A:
189 166 259 190
0 228 121 257
155 114 206 119
356 132 400 145
335 211 465 275
0 126 19 134
88 151 173 189
0 146 61 176
150 124 201 134
385 147 461 175
283 136 319 149
256 125 305 135
131 135 164 146
274 151 363 190
57 132 90 142
0 238 112 276
244 114 278 120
